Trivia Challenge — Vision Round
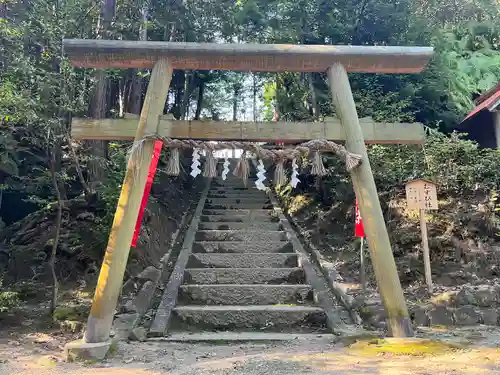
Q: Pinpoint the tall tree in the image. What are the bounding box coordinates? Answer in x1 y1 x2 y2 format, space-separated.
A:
86 0 116 190
129 0 149 115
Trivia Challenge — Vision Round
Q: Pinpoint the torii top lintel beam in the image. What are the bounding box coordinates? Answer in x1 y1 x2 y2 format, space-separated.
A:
62 39 433 73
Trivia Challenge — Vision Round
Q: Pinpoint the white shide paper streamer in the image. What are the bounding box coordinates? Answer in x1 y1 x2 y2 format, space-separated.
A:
190 148 202 178
255 159 267 191
222 158 230 180
290 158 300 188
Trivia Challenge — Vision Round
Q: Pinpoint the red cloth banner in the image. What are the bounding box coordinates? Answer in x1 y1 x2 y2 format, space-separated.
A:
355 199 365 238
131 140 163 247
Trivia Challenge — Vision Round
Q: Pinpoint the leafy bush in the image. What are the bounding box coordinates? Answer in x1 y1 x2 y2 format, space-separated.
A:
368 131 500 195
0 279 20 313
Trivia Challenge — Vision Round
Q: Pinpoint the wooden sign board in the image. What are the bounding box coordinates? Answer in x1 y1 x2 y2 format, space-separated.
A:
405 179 438 210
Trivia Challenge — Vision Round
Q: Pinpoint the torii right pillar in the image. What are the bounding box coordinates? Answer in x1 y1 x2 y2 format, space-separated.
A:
328 62 413 337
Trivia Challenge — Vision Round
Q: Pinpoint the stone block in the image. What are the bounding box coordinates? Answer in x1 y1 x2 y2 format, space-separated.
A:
428 306 454 326
64 340 112 362
481 308 499 326
131 281 156 315
136 266 161 282
412 308 429 326
455 287 477 306
455 306 480 325
129 327 147 342
112 313 138 340
474 287 497 307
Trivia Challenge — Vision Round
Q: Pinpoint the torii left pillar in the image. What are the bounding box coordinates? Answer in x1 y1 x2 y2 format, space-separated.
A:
65 59 173 361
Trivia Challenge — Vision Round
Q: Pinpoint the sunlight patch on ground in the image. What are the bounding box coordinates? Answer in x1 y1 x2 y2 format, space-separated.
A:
347 338 464 356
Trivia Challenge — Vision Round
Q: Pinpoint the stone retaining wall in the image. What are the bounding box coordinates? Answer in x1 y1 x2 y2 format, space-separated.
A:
412 285 500 327
358 285 500 329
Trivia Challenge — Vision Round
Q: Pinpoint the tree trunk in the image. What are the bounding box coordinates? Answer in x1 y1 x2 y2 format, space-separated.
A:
232 82 241 121
49 149 63 315
194 80 204 120
129 1 148 115
85 0 116 190
308 73 320 119
181 72 197 120
253 73 258 122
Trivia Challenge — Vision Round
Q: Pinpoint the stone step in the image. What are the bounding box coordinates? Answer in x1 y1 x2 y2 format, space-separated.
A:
178 285 313 305
210 183 259 189
212 178 258 183
211 183 259 187
207 193 267 199
209 186 259 191
205 198 270 205
209 189 262 193
156 332 333 342
186 253 298 268
200 215 277 223
192 241 293 253
198 222 282 231
206 197 268 202
184 267 306 285
202 209 275 217
204 202 273 209
195 230 286 242
209 187 263 192
170 305 327 332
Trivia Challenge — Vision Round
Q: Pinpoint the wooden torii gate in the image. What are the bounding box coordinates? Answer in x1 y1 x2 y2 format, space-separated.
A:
63 39 433 357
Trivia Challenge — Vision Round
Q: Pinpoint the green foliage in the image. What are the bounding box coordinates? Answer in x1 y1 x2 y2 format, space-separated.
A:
369 131 500 194
0 279 20 313
434 22 500 115
1 0 499 302
313 131 500 208
93 142 127 246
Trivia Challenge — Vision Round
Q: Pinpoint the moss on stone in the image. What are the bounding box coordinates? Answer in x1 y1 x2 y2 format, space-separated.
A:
53 307 80 321
348 338 465 357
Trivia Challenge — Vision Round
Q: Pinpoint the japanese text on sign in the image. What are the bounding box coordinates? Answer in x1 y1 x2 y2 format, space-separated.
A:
405 179 438 210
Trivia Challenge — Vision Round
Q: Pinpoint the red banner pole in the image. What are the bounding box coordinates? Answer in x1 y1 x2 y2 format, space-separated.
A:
131 140 163 247
355 199 365 238
355 199 366 291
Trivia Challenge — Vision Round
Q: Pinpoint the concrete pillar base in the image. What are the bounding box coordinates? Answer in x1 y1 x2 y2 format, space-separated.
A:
64 339 112 362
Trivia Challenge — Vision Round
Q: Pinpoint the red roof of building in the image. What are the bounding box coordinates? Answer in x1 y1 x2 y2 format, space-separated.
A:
463 83 500 122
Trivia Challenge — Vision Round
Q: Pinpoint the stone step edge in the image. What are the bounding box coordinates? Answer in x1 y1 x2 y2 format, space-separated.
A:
196 230 285 233
191 242 292 250
201 211 276 216
149 332 334 342
190 252 296 256
173 305 323 312
180 284 311 288
185 267 302 271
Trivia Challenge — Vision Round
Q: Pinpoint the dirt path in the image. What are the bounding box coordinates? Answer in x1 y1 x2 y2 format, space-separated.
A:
2 329 500 375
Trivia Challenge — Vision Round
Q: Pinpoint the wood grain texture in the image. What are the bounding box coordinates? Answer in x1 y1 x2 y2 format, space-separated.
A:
71 117 425 144
419 209 433 293
494 111 500 149
85 59 173 343
63 39 433 73
327 62 413 338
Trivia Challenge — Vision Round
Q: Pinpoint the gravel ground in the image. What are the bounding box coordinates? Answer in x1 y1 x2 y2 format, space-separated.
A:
2 328 500 375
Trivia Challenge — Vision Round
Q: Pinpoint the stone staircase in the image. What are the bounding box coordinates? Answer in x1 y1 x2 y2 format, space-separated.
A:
149 162 351 339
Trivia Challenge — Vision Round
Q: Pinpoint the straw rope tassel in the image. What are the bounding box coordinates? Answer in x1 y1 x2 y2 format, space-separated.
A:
203 150 217 178
311 151 327 176
233 152 249 186
131 135 364 178
274 159 287 186
165 148 180 176
345 153 363 172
